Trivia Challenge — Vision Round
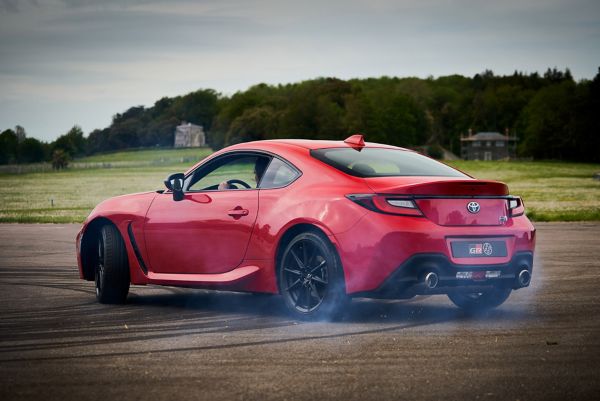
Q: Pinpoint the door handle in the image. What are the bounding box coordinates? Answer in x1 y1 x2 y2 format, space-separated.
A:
227 206 249 218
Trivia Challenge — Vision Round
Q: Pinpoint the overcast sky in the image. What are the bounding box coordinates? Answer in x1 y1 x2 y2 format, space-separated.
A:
1 0 599 141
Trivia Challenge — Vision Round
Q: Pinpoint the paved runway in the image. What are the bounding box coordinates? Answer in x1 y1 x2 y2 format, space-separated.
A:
0 223 599 400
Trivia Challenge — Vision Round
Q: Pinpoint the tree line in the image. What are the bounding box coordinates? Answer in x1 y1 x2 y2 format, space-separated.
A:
1 67 599 166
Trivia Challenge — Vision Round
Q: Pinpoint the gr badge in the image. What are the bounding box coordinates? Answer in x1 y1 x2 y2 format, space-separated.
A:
482 242 493 256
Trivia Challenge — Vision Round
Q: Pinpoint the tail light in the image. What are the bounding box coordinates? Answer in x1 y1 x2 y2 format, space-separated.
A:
508 196 525 217
346 194 424 217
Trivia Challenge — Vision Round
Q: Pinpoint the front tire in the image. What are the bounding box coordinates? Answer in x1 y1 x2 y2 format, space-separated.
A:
95 224 130 304
279 231 348 320
448 287 512 311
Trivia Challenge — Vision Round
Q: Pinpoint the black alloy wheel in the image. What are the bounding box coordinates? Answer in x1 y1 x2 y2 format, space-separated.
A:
279 231 347 319
94 224 130 304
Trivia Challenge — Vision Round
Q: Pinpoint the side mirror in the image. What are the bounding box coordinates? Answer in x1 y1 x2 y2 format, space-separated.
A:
164 173 185 201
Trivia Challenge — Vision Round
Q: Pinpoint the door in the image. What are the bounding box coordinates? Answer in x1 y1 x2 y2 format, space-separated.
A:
144 153 269 274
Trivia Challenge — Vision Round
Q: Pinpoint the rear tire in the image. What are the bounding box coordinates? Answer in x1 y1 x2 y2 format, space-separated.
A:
448 287 511 311
279 231 348 320
95 224 130 304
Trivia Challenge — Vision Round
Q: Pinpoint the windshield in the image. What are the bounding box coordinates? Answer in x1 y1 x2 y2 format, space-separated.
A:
310 147 467 178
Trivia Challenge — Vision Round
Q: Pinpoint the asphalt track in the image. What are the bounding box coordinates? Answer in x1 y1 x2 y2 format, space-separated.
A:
0 223 599 401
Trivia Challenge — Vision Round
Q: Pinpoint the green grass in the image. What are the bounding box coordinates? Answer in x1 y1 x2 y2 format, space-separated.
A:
0 148 213 223
77 147 210 164
0 150 598 223
445 160 600 222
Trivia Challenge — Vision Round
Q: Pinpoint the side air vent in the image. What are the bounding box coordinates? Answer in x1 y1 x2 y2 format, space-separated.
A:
127 222 148 274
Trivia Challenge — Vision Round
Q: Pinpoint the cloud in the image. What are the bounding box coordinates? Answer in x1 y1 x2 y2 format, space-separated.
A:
0 0 599 140
0 0 42 13
0 0 21 13
0 2 269 77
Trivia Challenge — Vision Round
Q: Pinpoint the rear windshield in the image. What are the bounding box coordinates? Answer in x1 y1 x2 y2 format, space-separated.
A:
310 147 467 178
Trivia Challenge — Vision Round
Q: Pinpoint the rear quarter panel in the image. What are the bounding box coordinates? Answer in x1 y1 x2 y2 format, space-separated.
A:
242 145 373 292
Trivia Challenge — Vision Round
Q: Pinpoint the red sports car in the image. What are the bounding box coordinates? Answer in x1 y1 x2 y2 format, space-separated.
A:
76 135 535 318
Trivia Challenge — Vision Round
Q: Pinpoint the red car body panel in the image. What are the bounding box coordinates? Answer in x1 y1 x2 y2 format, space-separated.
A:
76 139 536 298
144 190 259 274
335 213 535 293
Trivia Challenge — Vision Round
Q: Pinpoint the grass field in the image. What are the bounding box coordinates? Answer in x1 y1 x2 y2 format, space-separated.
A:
446 160 600 222
0 148 598 223
76 147 208 164
0 148 213 223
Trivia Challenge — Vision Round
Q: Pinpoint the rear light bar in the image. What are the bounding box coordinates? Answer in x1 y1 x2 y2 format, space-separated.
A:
346 194 424 216
507 196 525 217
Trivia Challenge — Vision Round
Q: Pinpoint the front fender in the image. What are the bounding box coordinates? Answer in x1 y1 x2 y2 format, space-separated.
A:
76 191 157 282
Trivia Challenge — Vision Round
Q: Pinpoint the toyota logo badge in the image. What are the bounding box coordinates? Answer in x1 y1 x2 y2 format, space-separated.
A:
467 201 480 214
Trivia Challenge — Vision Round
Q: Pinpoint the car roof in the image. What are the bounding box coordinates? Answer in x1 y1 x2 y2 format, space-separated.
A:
185 138 415 176
229 138 409 151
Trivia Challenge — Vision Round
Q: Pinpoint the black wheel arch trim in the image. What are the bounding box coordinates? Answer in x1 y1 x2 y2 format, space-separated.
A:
80 217 113 281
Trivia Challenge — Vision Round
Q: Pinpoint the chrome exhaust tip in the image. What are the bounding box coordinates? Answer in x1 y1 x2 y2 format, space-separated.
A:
518 269 531 287
424 272 439 289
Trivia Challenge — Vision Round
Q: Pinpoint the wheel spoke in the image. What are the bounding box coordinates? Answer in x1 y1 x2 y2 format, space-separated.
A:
306 243 317 267
284 267 302 276
311 275 328 285
290 248 305 269
309 259 326 274
302 242 308 266
285 279 302 291
304 285 312 309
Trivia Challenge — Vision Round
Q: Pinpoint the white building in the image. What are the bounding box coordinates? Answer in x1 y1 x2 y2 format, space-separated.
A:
174 122 205 148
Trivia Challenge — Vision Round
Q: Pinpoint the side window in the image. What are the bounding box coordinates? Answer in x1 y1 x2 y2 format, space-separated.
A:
259 158 300 189
187 154 271 191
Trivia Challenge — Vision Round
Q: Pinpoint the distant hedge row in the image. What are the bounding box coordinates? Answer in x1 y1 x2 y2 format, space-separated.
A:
2 67 599 165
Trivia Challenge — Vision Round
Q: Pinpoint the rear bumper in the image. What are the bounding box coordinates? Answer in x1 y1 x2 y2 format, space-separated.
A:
333 211 536 294
351 251 533 299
